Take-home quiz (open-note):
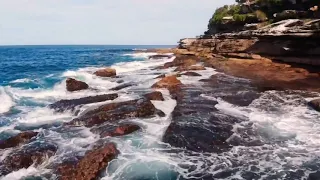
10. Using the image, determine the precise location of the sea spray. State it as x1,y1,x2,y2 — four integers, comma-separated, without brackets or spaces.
0,87,15,114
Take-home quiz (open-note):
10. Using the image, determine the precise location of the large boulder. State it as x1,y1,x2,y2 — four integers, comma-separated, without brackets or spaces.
57,143,119,180
152,76,182,99
309,98,320,112
66,78,89,92
49,94,118,112
67,99,161,127
143,91,164,101
0,131,38,149
151,76,182,89
94,68,116,77
0,144,57,176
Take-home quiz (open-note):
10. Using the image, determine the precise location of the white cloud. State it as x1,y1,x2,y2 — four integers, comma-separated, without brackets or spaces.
0,0,234,45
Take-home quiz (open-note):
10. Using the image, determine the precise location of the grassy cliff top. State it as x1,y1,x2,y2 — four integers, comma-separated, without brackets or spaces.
205,0,319,35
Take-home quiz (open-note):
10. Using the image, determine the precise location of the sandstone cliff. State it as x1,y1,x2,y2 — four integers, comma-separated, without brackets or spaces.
179,19,320,66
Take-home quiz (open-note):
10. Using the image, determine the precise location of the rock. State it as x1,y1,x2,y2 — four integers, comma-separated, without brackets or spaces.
67,99,159,127
66,78,89,92
148,54,173,59
154,74,166,79
160,55,198,69
110,83,133,91
49,94,118,112
174,65,206,72
308,98,320,112
181,72,202,77
151,76,182,89
100,124,141,138
0,144,57,176
308,171,320,180
143,91,164,101
219,53,262,60
94,68,116,77
152,76,183,99
0,131,38,149
57,143,119,180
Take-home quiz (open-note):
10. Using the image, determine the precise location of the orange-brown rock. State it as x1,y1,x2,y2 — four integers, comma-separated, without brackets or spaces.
57,143,119,180
66,78,89,92
174,65,206,72
143,91,164,101
152,76,182,89
100,124,141,138
94,68,116,77
160,55,199,69
0,131,38,149
203,57,320,92
67,99,160,127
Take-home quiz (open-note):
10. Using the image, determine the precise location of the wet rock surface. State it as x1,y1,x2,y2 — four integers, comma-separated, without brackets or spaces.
148,54,173,59
66,78,89,92
181,72,202,77
143,91,164,101
110,83,134,91
174,65,206,72
309,98,320,112
159,55,199,69
93,124,141,138
152,76,182,89
57,143,119,180
94,68,116,77
0,131,38,149
49,94,118,112
67,99,160,127
0,144,57,176
163,74,260,153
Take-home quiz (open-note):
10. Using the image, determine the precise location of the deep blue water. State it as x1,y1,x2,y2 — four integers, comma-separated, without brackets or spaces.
0,45,173,88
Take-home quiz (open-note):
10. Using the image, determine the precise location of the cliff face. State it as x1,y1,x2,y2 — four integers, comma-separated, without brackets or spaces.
180,19,320,66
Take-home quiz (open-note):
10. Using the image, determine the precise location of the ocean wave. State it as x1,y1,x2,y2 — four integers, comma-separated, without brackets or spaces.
10,78,33,83
0,87,15,114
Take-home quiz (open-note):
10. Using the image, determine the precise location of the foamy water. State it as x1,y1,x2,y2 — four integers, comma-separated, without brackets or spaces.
0,87,15,114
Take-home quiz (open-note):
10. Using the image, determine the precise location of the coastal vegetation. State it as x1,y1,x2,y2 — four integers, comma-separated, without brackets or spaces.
205,0,320,35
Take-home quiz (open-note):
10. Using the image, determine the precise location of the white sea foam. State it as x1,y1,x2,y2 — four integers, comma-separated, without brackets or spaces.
0,87,15,114
16,107,73,127
1,167,40,180
10,78,33,83
111,56,175,74
123,52,158,59
178,66,218,84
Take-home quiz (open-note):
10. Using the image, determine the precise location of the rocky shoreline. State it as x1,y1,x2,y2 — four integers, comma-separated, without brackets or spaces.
1,33,320,179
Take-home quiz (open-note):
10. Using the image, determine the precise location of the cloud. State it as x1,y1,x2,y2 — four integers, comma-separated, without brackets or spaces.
0,0,234,45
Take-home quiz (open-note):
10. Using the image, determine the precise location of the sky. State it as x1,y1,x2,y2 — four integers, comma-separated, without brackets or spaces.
0,0,234,45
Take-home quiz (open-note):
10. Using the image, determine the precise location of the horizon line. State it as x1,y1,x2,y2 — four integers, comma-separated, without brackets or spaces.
0,44,177,47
